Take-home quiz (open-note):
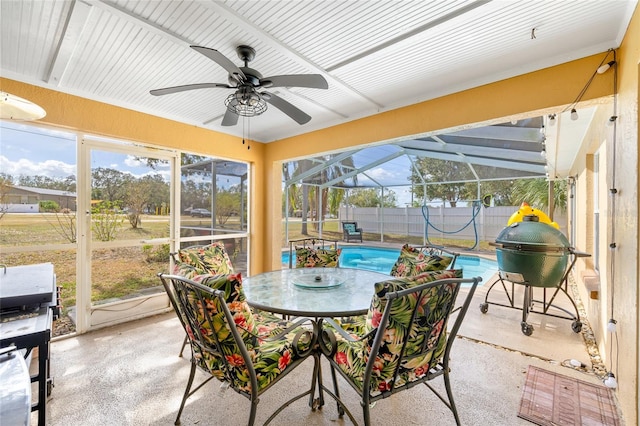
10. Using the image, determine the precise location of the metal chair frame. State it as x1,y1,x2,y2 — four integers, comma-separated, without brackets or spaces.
288,238,339,269
409,244,461,269
170,242,235,357
319,276,481,426
159,273,318,426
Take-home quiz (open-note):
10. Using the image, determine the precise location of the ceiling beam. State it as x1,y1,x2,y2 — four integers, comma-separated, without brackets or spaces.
320,151,404,188
46,0,93,85
326,0,492,72
400,139,545,163
402,148,546,174
201,0,382,109
444,126,544,143
284,150,360,185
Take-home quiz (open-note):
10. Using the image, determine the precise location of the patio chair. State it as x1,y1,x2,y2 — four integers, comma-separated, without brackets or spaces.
390,243,460,277
170,241,235,356
288,238,340,268
171,241,235,278
319,269,481,426
159,272,317,426
341,221,363,243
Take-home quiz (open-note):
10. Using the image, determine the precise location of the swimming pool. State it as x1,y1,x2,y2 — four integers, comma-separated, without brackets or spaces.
282,246,498,283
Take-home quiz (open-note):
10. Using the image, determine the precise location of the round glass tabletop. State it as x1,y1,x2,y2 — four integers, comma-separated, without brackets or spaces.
242,267,391,317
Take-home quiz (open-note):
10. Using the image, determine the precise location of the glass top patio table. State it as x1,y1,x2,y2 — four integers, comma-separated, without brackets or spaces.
242,267,391,317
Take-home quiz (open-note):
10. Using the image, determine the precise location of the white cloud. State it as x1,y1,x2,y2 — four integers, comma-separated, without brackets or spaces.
367,167,399,180
0,155,76,178
124,155,143,167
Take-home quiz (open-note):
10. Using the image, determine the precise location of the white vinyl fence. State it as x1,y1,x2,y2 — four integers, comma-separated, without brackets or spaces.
339,205,567,244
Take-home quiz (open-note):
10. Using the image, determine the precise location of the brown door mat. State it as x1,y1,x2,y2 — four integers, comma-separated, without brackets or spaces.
518,365,620,426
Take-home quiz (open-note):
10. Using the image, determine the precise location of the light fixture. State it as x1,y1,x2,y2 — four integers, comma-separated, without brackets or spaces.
547,114,556,125
604,372,618,389
607,318,617,333
224,86,267,117
570,108,578,120
608,115,618,126
0,91,46,120
597,60,616,74
562,49,616,122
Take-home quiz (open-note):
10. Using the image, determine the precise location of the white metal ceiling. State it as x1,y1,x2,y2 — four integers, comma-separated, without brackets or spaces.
1,0,636,184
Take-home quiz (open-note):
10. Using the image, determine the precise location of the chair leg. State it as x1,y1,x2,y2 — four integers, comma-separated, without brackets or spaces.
329,365,344,416
247,400,258,426
175,361,197,425
362,400,372,426
443,369,462,426
310,352,323,409
179,334,188,357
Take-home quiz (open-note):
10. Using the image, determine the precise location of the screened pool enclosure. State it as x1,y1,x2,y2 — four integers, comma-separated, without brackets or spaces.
282,117,560,246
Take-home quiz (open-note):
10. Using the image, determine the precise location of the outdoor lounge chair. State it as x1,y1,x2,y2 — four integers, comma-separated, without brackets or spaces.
341,221,363,243
390,244,460,277
288,238,340,268
319,269,481,426
159,273,317,426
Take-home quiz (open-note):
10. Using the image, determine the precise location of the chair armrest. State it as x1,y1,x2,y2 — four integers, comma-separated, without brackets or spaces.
321,317,375,342
238,316,315,341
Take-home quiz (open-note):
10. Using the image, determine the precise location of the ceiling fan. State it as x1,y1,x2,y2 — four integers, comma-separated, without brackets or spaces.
150,45,328,126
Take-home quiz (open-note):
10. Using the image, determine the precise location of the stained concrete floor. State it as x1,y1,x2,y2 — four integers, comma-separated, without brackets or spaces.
39,272,623,425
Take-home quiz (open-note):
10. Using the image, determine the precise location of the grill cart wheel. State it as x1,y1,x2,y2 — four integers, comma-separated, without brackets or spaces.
521,322,534,336
571,320,582,333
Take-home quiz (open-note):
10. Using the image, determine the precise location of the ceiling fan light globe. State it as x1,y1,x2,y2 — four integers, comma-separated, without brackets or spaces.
224,92,267,117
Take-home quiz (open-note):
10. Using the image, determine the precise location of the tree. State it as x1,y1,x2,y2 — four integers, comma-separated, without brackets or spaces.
0,174,13,219
16,174,75,191
478,180,516,206
284,156,357,234
327,188,346,217
348,188,397,207
215,190,240,225
92,167,132,202
409,157,476,207
511,178,567,211
123,175,169,228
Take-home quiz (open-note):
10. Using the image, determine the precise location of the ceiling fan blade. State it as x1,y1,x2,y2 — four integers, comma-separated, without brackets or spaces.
150,83,231,96
190,46,246,82
221,108,239,126
260,74,328,89
262,92,311,125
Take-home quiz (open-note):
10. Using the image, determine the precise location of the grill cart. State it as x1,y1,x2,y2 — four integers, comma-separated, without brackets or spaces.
479,215,590,336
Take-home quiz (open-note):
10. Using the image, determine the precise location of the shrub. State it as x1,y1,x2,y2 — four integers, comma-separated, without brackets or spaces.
142,244,170,263
39,200,60,212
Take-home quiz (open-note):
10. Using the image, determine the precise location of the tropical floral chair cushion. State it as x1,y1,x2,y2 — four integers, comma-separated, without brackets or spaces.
390,244,454,277
183,273,312,394
323,268,462,396
175,241,235,275
172,262,202,280
295,247,342,268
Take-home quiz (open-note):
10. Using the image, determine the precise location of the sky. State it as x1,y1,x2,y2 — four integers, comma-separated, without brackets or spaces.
0,121,170,181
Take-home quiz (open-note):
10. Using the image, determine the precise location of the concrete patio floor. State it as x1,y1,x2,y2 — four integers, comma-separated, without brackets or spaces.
40,272,624,425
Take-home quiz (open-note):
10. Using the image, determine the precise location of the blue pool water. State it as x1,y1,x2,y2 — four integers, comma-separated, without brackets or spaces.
282,246,497,283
